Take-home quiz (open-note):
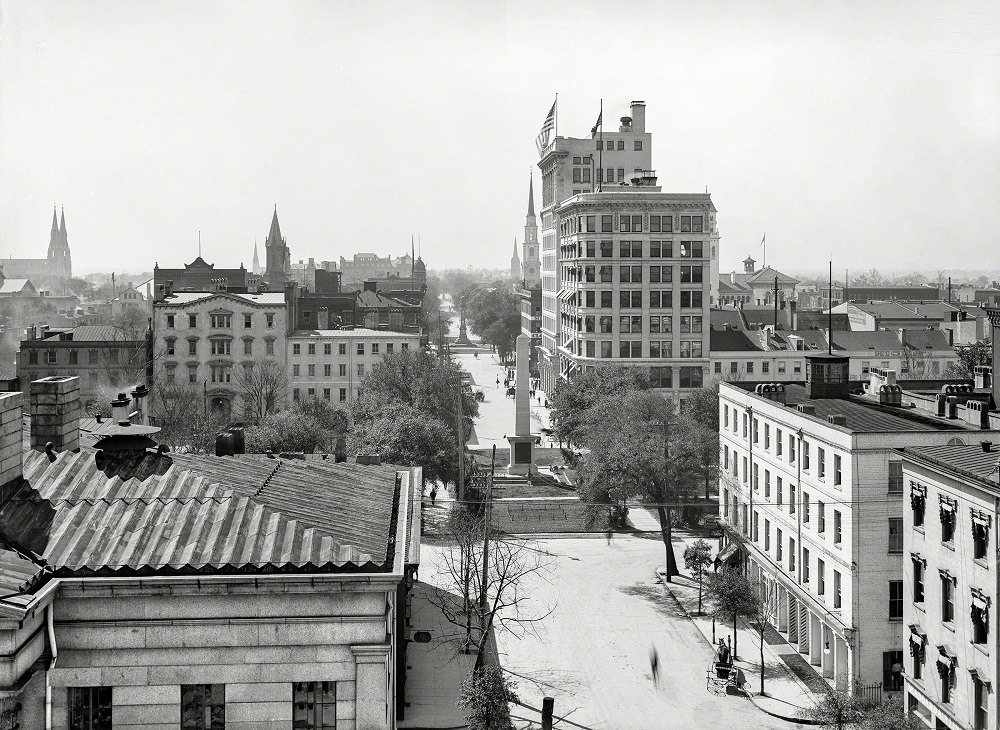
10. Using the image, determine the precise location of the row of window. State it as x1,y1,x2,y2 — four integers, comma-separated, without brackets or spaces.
723,407,846,487
571,264,703,284
563,240,706,258
571,290,705,309
294,386,351,403
580,315,702,334
560,214,705,236
27,349,124,365
294,363,363,378
584,340,704,359
584,137,644,152
713,360,803,376
67,681,337,729
165,312,277,329
165,339,277,357
291,341,408,357
911,487,991,559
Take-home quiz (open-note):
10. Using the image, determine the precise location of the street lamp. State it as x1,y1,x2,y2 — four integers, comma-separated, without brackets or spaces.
651,418,678,582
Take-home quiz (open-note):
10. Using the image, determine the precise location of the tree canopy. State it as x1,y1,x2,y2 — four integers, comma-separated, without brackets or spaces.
351,349,479,484
465,287,521,361
943,339,991,379
244,409,332,453
348,403,453,483
549,366,651,447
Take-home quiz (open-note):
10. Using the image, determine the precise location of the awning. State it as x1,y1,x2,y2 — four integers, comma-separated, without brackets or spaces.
909,623,927,640
969,669,993,692
716,541,742,564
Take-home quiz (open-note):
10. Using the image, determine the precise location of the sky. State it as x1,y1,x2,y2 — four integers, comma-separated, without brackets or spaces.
1,0,999,277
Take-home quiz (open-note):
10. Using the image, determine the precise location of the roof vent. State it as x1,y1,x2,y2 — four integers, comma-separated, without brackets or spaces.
828,414,847,426
796,404,816,415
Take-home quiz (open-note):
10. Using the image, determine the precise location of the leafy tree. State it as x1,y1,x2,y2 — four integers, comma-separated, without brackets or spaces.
352,349,478,486
349,403,453,483
292,397,348,434
234,359,288,420
465,287,521,361
576,389,691,579
707,570,758,661
807,689,863,730
943,339,991,379
683,539,713,615
457,665,518,730
852,268,885,287
244,410,330,453
549,365,650,447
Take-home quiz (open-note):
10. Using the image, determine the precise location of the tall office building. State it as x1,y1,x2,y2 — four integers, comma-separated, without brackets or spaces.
536,100,720,403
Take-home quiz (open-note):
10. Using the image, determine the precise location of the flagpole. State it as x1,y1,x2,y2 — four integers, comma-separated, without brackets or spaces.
598,98,603,192
554,93,558,139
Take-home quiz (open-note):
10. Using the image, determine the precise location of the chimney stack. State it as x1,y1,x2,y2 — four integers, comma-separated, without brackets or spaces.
630,100,646,133
0,392,23,503
29,376,80,454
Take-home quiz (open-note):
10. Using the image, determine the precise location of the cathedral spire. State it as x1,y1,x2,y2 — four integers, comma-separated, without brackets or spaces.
59,206,67,243
252,240,261,274
50,207,59,238
266,207,282,247
527,171,535,219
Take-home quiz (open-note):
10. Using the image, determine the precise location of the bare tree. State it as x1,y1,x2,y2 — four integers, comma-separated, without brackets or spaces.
147,380,227,453
427,509,553,668
233,359,287,420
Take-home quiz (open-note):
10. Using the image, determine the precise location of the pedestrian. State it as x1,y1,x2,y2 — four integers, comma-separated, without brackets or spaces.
544,399,549,408
717,639,731,666
649,645,660,687
496,376,500,387
605,528,613,546
430,486,438,506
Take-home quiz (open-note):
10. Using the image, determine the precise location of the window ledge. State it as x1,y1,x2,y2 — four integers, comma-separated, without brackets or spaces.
942,621,955,632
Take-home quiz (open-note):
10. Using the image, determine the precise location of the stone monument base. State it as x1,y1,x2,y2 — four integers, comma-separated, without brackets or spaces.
506,435,539,476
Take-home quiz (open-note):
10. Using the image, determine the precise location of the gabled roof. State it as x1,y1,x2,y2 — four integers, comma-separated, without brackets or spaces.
0,279,34,294
70,325,130,342
830,330,904,352
157,291,286,306
845,301,934,320
744,266,800,286
710,308,745,330
902,328,953,351
738,305,792,331
902,445,1000,491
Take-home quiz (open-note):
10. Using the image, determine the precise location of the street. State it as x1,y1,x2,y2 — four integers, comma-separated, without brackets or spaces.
422,535,792,730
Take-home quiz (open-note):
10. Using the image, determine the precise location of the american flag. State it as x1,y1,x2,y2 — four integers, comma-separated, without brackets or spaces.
535,99,556,155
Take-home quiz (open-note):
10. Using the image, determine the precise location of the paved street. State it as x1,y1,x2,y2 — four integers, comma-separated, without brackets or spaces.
422,535,796,730
455,351,554,450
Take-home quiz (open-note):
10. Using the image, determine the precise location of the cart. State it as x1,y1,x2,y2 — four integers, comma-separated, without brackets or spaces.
706,661,753,698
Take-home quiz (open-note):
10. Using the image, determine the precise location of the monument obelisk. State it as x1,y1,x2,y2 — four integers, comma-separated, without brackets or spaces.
506,333,538,475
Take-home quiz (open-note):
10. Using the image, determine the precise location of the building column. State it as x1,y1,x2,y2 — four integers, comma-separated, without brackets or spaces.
820,624,834,678
809,613,822,666
351,644,392,730
777,587,788,633
834,636,849,691
788,597,798,644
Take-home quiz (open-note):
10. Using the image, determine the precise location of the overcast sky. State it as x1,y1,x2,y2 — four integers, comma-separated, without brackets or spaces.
1,1,998,277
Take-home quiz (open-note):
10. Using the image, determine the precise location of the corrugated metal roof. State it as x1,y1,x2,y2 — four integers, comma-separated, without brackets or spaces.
70,325,129,342
0,448,402,593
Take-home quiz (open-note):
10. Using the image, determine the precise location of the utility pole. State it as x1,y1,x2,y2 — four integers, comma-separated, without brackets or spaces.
477,445,496,662
456,375,465,502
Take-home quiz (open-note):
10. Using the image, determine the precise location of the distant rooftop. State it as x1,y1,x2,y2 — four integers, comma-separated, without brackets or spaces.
157,291,286,306
290,328,421,339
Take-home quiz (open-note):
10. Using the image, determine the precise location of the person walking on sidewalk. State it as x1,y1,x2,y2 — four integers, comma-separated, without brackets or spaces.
649,645,660,687
430,486,438,506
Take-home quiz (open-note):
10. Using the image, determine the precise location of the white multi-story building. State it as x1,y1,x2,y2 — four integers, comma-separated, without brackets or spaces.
900,440,1000,730
535,99,721,398
153,289,287,418
555,186,716,403
286,328,421,406
718,357,1000,693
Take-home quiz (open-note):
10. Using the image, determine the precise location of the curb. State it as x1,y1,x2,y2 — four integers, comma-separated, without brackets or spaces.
655,570,822,725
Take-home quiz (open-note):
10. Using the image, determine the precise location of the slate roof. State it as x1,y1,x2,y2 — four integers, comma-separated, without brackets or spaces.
710,330,763,352
744,266,800,286
902,445,1000,491
847,301,935,321
732,383,970,434
0,447,404,595
710,308,745,330
69,325,129,342
0,279,33,294
902,329,953,351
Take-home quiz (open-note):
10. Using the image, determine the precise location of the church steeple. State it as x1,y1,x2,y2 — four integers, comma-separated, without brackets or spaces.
521,174,540,287
59,206,67,241
510,237,521,282
252,241,262,275
50,207,59,239
47,206,72,279
527,171,535,219
263,207,290,289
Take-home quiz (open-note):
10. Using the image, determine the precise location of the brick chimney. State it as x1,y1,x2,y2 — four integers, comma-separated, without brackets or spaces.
29,376,80,454
0,392,23,503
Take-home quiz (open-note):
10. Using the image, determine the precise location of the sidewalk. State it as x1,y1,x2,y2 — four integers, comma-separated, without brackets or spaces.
656,551,827,724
